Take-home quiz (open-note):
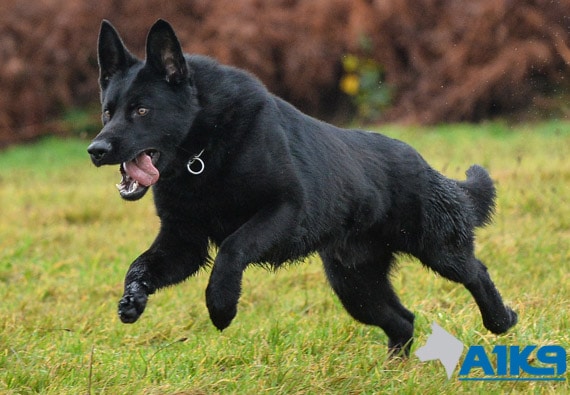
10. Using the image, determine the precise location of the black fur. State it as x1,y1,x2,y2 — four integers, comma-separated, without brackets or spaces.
88,20,517,356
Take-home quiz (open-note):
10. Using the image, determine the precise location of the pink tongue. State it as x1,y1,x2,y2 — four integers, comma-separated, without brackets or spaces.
124,153,159,187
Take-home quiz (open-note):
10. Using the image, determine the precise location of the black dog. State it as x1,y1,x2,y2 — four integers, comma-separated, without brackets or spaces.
88,20,517,355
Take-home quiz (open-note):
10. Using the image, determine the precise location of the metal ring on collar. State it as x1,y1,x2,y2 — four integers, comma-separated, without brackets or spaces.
187,157,205,175
187,149,205,175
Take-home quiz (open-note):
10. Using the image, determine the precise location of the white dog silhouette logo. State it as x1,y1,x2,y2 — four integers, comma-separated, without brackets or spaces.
415,322,465,379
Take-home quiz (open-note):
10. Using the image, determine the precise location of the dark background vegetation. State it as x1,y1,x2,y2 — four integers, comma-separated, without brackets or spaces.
1,0,569,147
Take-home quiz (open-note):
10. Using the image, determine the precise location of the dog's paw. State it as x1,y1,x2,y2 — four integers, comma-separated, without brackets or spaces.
118,292,148,323
485,306,518,334
388,337,413,358
205,286,238,331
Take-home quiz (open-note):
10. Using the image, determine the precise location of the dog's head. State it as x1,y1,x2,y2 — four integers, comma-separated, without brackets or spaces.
88,20,199,200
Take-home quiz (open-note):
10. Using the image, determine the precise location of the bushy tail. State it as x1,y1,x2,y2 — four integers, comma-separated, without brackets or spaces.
459,165,496,227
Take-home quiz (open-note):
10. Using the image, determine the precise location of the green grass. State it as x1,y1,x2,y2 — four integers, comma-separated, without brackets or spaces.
1,121,569,394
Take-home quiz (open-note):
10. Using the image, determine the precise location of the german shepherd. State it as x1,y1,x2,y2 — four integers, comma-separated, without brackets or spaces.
88,20,517,356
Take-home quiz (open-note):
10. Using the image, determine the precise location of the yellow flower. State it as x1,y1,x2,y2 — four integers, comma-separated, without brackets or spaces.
340,74,360,96
342,54,360,72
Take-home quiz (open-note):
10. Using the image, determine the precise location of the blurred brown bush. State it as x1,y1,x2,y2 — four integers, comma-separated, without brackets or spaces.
1,0,569,146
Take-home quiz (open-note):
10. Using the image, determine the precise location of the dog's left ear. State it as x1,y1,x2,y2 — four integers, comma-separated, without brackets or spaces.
146,19,188,84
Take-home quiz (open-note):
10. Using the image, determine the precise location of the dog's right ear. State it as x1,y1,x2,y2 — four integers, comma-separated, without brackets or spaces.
98,20,138,89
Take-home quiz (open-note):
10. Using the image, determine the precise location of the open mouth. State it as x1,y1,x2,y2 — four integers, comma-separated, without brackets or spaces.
117,150,160,200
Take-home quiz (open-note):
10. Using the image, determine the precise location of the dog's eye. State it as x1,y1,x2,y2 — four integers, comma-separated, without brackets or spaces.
136,107,149,116
103,110,111,120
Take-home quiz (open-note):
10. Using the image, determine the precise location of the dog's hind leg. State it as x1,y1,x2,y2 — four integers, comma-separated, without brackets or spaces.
464,258,518,334
320,248,415,356
419,250,517,334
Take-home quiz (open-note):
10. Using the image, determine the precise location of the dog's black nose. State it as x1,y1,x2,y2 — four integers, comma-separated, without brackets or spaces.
87,140,112,162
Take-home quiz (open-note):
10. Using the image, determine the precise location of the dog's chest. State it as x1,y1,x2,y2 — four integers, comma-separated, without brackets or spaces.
154,181,257,233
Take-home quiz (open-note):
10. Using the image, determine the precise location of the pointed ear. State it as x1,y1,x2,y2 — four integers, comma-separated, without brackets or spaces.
98,20,138,89
145,19,188,84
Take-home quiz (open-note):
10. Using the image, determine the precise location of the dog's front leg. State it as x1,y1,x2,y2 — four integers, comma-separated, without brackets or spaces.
119,222,209,323
206,202,300,330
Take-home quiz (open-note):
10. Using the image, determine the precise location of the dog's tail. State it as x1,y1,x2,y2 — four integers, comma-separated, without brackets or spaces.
459,165,496,227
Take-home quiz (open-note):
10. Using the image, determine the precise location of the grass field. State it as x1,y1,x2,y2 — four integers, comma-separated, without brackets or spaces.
0,121,569,394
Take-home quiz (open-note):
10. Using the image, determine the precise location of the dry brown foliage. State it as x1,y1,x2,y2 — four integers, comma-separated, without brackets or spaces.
1,0,569,146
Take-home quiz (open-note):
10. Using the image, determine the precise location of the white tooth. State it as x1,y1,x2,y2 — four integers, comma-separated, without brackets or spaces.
130,181,139,193
116,183,122,191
